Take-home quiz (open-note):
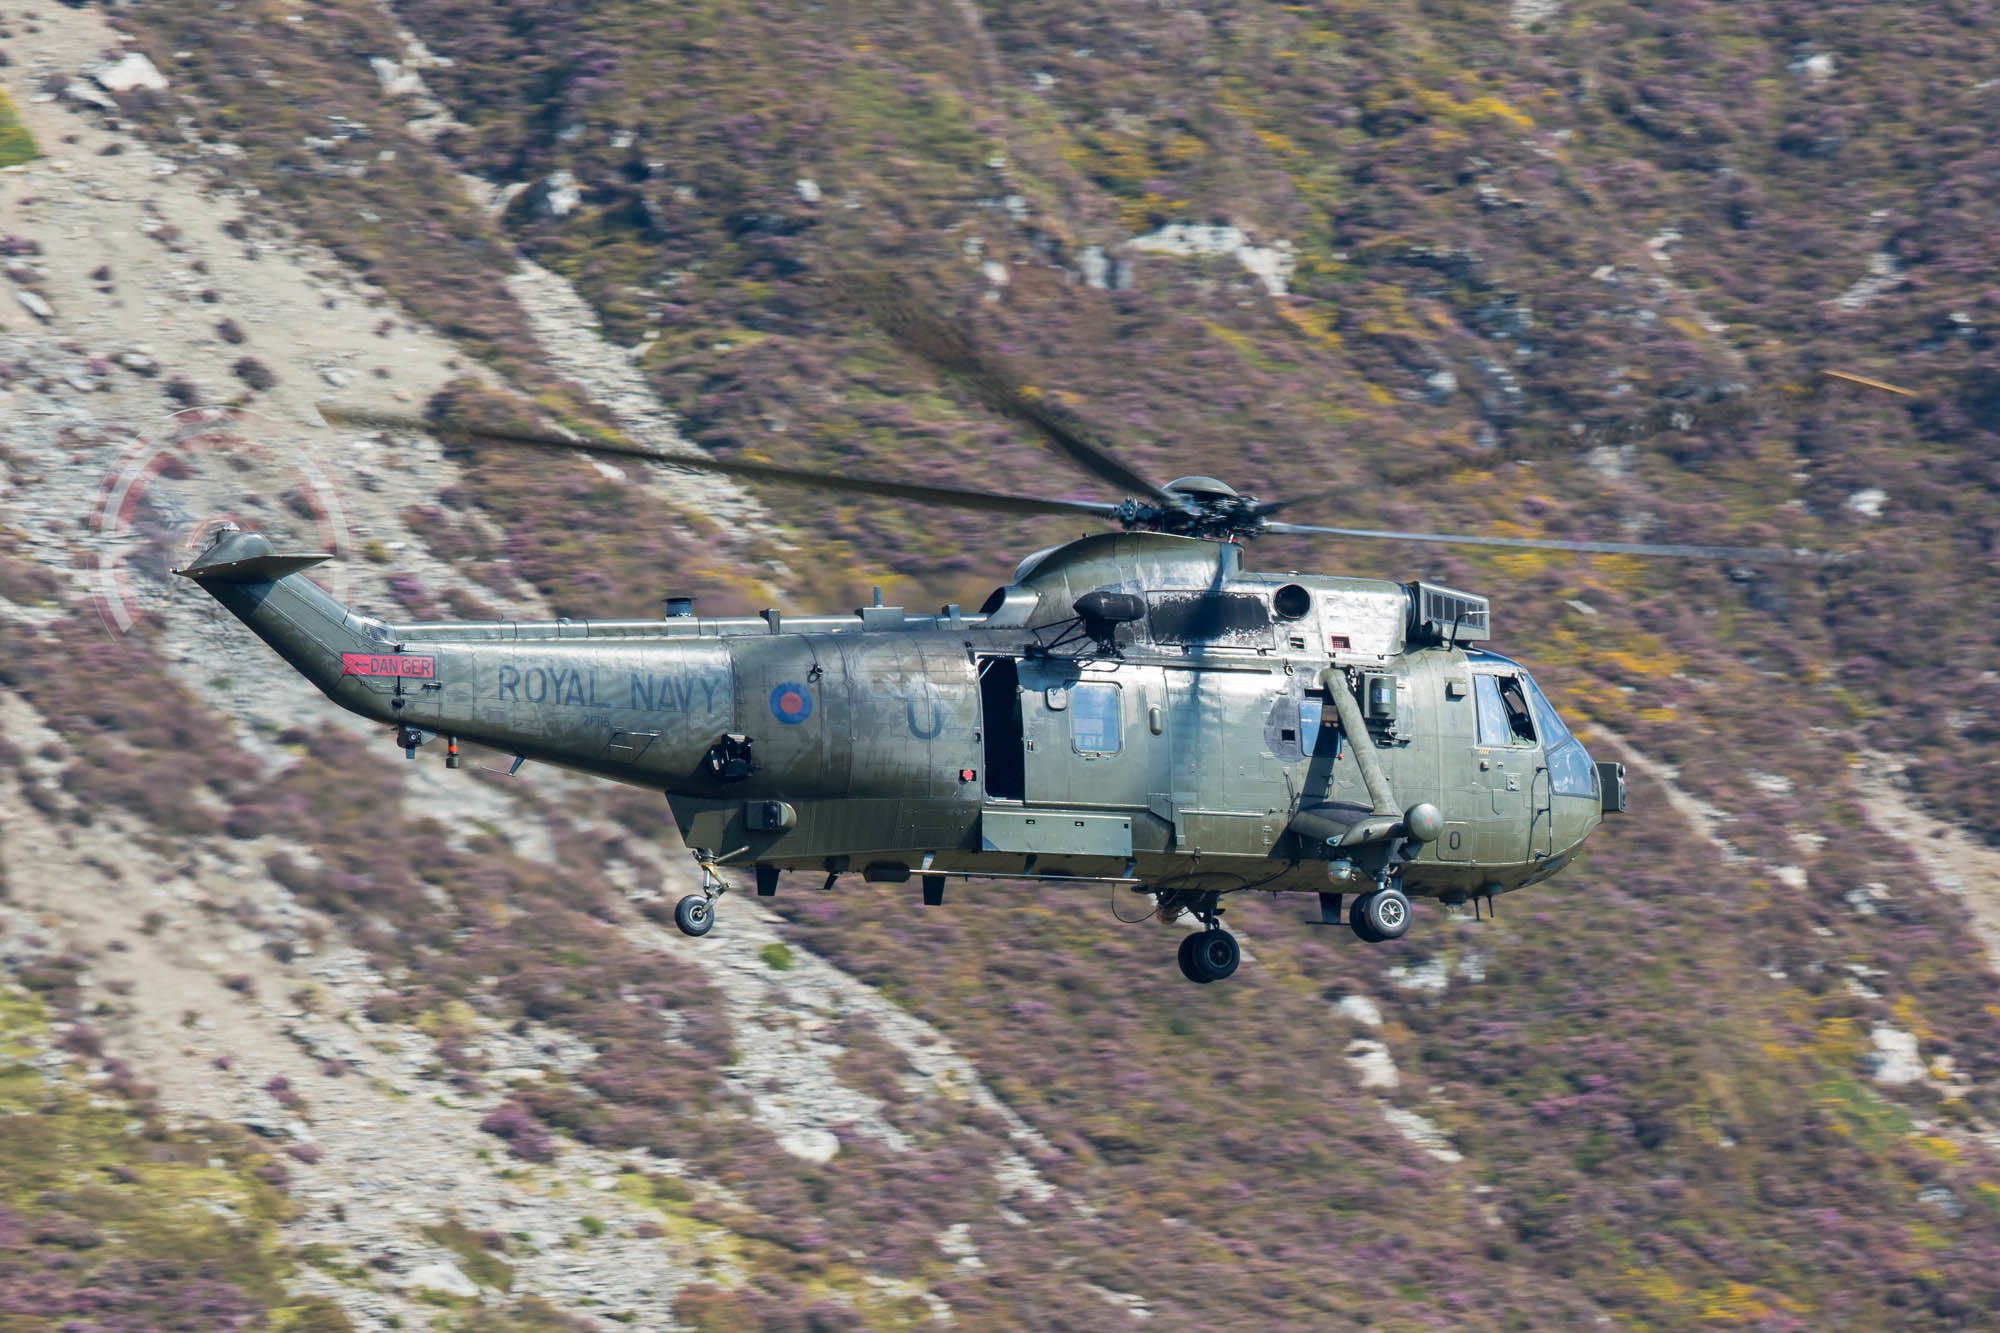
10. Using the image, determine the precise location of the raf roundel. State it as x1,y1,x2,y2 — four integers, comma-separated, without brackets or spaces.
769,681,814,725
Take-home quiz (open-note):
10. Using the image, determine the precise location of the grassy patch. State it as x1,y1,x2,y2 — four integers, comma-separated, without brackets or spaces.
422,1213,517,1291
0,89,36,167
0,986,319,1328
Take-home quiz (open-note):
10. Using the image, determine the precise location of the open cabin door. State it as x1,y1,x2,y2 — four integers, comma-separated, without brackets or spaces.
977,656,1024,801
1469,669,1544,864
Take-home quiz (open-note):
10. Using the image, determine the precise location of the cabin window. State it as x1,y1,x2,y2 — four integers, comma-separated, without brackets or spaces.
1299,696,1341,757
1473,673,1537,748
1070,682,1122,755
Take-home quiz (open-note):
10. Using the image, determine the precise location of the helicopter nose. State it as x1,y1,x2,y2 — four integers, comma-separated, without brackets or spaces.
1543,736,1619,859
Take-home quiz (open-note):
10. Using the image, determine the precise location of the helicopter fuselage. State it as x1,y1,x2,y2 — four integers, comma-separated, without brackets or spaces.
186,528,1622,914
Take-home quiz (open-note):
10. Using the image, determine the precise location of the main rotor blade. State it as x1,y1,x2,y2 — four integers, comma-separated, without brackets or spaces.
1251,484,1348,518
317,404,1123,521
1262,520,1803,562
833,271,1186,510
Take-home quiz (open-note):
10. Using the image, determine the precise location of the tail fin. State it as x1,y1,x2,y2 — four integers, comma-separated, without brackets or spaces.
174,541,333,584
176,529,402,725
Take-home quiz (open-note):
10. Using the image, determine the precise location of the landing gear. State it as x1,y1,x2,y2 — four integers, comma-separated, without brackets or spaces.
1174,894,1240,983
1179,929,1240,983
673,895,714,937
1349,885,1411,942
676,855,729,937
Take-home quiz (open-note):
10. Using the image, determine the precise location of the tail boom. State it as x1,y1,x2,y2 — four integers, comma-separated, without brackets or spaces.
178,529,405,726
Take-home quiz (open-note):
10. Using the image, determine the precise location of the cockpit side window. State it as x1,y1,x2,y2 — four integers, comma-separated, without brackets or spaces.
1521,674,1573,749
1498,676,1537,744
1473,675,1510,748
1474,673,1538,748
1520,673,1598,798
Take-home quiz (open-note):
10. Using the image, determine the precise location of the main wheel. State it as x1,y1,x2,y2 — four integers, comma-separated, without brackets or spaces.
1349,894,1384,943
673,894,715,938
1177,931,1210,984
1359,886,1411,941
1190,929,1240,982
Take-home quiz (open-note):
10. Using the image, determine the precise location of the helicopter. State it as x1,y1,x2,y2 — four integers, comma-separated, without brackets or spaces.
177,347,1808,985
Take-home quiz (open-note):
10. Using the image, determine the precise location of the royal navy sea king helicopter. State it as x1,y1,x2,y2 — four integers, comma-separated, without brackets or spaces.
175,283,1811,984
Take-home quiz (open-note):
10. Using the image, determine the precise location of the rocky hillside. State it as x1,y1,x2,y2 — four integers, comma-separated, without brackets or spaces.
4,1,2000,1329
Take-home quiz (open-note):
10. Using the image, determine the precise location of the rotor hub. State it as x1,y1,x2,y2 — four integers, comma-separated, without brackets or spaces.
1113,485,1270,540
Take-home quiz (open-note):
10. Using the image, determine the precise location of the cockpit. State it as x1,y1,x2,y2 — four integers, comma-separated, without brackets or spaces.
1468,652,1600,802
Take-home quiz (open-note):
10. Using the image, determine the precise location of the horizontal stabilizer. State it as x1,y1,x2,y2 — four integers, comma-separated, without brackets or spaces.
173,530,332,583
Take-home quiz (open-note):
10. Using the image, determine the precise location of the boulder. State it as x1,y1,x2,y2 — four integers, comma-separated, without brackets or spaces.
370,56,427,98
64,81,118,112
1866,1025,1924,1085
536,169,580,218
775,1127,840,1162
94,53,169,94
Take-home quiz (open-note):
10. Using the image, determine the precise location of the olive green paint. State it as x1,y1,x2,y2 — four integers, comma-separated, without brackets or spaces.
182,528,1615,911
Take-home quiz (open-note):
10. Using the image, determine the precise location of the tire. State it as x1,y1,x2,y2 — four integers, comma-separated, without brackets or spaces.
1192,930,1240,982
1178,931,1211,983
673,894,715,938
1362,887,1411,941
1349,894,1383,943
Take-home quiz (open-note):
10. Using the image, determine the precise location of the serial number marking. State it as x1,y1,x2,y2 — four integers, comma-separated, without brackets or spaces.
342,653,435,679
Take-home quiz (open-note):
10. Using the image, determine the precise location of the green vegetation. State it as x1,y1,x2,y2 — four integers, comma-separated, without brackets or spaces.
422,1213,517,1291
0,986,347,1330
0,89,36,167
452,1297,599,1332
758,943,794,972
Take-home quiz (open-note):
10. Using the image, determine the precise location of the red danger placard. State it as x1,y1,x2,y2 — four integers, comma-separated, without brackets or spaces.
341,653,436,679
